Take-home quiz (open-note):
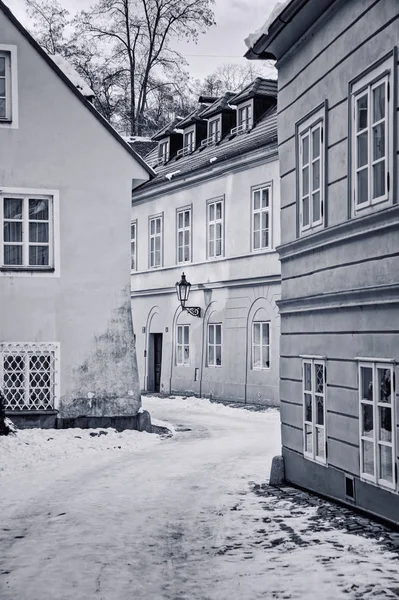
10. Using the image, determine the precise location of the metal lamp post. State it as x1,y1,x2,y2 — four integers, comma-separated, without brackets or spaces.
175,273,201,317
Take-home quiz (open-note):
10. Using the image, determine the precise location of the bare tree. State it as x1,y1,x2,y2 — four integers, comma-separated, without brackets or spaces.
199,61,277,96
76,0,215,135
26,0,70,56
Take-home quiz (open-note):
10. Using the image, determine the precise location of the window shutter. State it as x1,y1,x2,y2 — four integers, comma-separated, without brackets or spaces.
387,81,390,103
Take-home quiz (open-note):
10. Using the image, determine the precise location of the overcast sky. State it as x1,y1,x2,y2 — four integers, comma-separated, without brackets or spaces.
4,0,277,79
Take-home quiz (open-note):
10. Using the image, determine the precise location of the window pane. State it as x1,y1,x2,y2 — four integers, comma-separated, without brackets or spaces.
312,128,320,159
0,98,5,118
316,396,324,425
184,327,189,344
155,250,161,266
184,346,189,363
216,202,222,220
315,363,324,393
184,246,189,261
131,245,135,269
379,406,392,442
253,231,260,249
302,166,309,195
373,83,385,122
373,161,385,199
177,346,182,364
29,199,48,221
357,168,368,205
209,325,214,345
156,219,161,234
155,236,161,251
216,345,221,366
209,204,215,221
302,135,309,164
131,224,136,240
178,247,183,263
316,427,325,458
253,212,260,231
253,191,260,210
150,220,155,234
304,423,313,454
215,325,221,344
262,189,269,208
362,403,374,437
0,79,5,96
4,198,23,220
0,57,5,76
4,221,22,242
209,345,214,365
178,231,183,247
261,230,269,248
177,326,182,343
178,212,183,228
302,196,309,227
209,240,214,257
360,366,373,400
253,345,261,369
379,445,393,482
357,132,368,168
262,211,269,232
304,363,312,391
216,223,222,241
362,440,374,476
184,211,190,227
184,230,189,246
261,346,270,369
216,239,222,256
261,323,269,345
357,94,368,131
304,393,312,422
312,192,320,222
253,323,260,344
29,222,49,243
4,245,22,265
378,368,391,404
373,123,385,160
312,159,320,191
29,246,49,266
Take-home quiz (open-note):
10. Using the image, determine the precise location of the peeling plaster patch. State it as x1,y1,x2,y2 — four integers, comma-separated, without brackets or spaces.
60,287,141,418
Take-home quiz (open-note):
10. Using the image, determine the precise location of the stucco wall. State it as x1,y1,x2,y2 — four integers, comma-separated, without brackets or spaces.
0,11,149,416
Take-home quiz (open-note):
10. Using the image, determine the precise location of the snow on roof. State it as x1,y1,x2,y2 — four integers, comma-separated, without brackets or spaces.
244,0,292,49
50,54,95,98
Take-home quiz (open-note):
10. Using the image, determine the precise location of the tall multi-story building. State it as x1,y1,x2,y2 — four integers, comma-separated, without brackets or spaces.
131,79,281,405
246,0,399,523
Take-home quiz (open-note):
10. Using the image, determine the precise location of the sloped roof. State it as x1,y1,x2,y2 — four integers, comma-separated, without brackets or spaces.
0,0,154,176
152,116,184,141
50,54,94,98
140,105,278,193
199,92,236,119
229,77,277,105
178,104,208,128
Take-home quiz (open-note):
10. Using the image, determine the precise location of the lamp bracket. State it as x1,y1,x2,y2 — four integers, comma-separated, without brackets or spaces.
185,306,201,318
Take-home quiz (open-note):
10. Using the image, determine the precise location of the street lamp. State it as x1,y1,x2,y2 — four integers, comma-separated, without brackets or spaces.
175,272,201,317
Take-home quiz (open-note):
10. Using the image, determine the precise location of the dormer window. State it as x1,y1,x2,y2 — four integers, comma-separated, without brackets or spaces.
184,130,195,153
209,118,221,143
158,140,169,164
238,103,252,130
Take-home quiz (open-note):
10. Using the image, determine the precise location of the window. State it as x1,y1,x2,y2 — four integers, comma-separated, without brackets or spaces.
252,185,271,251
1,193,53,269
158,140,169,164
208,324,222,367
149,215,163,268
303,358,326,463
252,322,270,369
351,57,393,214
131,221,137,270
238,104,252,130
209,118,221,143
359,361,395,489
207,199,223,259
298,108,324,234
184,130,195,153
176,325,190,366
177,207,191,264
0,46,17,128
0,342,59,411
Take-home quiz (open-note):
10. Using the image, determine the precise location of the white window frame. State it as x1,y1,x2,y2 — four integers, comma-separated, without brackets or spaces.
176,206,191,264
252,322,270,370
183,127,195,153
351,56,394,216
176,324,190,366
0,188,59,277
252,184,272,252
302,358,327,464
0,45,18,129
297,107,324,235
131,220,137,271
238,100,253,130
158,140,169,164
0,342,60,411
207,198,224,259
208,117,221,143
358,360,396,490
149,214,163,269
207,323,222,367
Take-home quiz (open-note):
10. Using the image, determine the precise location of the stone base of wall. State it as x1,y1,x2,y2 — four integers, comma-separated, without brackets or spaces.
6,410,152,433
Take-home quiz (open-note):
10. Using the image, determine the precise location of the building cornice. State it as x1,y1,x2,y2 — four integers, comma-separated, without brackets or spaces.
277,283,399,314
132,144,278,204
277,204,399,261
131,274,281,298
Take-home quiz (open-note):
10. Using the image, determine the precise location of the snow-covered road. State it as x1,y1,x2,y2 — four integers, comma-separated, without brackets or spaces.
1,396,399,600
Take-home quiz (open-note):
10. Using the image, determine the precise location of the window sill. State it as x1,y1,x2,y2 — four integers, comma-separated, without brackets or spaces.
353,198,391,218
0,267,55,273
303,454,328,467
252,367,271,371
207,365,222,368
360,475,397,493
